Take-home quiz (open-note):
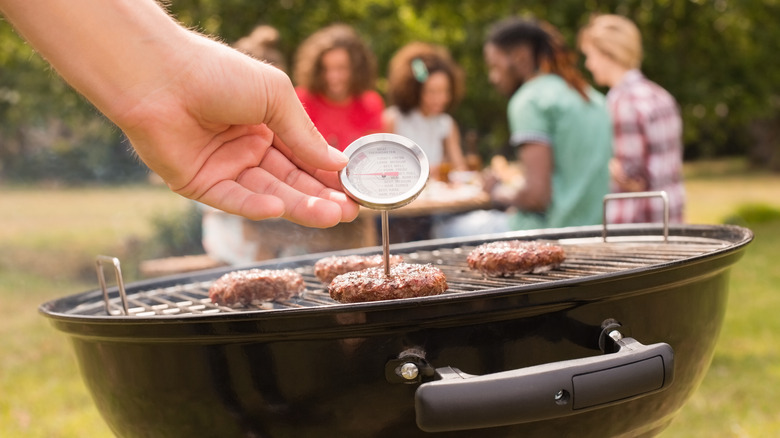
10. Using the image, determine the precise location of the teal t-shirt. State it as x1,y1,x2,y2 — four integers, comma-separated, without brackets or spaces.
506,74,612,230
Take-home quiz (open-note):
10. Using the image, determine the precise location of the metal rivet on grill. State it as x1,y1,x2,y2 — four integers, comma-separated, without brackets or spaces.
399,362,419,380
554,389,570,405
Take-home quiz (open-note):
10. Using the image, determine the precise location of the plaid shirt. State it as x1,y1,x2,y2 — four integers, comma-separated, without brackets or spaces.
607,70,685,224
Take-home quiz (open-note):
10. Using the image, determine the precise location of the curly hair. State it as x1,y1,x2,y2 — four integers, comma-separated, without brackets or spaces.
487,18,590,102
293,24,377,96
386,42,465,114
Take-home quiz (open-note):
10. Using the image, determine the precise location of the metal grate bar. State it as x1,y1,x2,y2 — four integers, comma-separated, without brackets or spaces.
83,239,729,317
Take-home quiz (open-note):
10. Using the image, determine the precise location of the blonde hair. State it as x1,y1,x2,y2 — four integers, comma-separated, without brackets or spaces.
579,14,643,70
234,25,287,72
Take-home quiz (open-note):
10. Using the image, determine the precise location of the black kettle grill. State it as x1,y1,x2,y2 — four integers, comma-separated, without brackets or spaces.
39,220,752,437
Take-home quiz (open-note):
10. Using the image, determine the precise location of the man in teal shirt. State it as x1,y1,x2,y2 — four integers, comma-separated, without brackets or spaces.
484,18,612,230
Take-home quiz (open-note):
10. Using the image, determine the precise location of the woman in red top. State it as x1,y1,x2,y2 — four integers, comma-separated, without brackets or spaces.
293,24,384,151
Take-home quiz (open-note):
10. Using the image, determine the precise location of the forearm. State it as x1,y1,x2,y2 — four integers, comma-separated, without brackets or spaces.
0,0,194,125
490,180,548,212
488,142,550,211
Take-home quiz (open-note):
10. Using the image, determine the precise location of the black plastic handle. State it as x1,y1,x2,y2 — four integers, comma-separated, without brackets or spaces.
415,336,674,432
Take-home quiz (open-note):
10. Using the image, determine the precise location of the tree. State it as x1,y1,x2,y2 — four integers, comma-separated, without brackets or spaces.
0,17,146,183
1,0,778,182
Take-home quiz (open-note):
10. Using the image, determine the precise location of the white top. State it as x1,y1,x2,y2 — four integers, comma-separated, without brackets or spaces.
385,107,452,167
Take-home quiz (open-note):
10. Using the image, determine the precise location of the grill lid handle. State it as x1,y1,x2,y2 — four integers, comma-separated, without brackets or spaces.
415,332,674,433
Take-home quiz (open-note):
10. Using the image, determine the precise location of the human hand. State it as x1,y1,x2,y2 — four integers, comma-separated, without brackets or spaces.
0,0,359,228
481,169,514,207
119,41,359,227
609,159,647,193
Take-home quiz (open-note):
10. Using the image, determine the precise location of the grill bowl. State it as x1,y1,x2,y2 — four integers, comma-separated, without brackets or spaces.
40,224,752,437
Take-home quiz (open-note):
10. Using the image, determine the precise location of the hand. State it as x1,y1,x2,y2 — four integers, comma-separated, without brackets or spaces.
120,43,359,227
609,159,647,193
481,169,513,207
0,0,359,228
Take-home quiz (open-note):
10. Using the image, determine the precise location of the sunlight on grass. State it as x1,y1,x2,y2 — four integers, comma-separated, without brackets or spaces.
661,219,780,437
0,185,189,244
1,272,113,437
684,159,780,225
1,185,186,437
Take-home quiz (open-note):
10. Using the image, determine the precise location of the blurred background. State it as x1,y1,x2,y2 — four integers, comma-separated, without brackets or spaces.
1,1,779,436
3,0,780,184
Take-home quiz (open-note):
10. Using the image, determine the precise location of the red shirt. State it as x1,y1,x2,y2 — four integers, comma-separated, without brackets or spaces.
296,87,384,151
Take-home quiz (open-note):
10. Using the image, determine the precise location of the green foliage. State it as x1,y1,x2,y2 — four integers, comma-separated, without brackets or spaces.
1,0,779,182
165,0,780,162
146,203,205,257
0,18,147,183
724,203,780,226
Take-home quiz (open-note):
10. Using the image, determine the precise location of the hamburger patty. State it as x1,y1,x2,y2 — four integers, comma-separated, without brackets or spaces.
328,263,448,303
209,268,304,306
314,254,404,284
467,240,566,277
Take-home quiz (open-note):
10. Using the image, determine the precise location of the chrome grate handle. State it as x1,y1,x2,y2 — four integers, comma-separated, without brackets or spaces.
96,255,129,315
602,191,669,243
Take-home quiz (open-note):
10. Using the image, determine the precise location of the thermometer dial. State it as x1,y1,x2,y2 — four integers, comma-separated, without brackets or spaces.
340,133,429,210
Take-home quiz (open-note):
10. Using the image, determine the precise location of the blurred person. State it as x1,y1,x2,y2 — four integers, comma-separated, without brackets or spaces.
234,24,287,72
294,24,384,151
481,17,613,230
381,42,470,242
0,0,359,228
383,42,468,180
579,14,685,223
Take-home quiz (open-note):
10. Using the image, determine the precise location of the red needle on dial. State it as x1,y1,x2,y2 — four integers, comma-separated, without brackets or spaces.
352,172,400,177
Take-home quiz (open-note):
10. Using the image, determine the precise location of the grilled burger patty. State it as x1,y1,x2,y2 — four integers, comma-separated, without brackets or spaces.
314,254,404,284
209,269,304,306
467,240,566,277
328,263,448,303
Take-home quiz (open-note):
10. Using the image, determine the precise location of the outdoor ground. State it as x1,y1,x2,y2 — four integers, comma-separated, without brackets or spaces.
1,158,778,437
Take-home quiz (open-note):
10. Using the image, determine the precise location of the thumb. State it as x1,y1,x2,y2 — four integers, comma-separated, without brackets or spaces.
263,69,348,171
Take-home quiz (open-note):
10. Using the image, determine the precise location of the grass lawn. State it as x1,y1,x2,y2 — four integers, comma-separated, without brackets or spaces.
1,185,189,437
1,159,779,437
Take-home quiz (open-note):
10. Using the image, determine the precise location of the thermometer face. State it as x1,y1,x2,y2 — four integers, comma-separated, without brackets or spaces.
340,134,429,210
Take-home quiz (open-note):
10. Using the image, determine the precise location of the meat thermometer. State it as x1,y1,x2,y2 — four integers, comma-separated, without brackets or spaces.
340,133,429,275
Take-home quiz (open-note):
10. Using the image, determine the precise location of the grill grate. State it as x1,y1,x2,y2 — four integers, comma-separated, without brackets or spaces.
76,236,730,318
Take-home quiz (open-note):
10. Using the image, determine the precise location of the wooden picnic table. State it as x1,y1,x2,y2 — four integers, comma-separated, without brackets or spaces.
242,184,491,260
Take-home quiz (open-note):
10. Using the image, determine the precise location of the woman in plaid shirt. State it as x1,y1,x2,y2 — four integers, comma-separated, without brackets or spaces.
579,14,686,224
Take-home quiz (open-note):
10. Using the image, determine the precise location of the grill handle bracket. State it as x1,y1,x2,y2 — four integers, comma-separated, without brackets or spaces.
415,334,674,433
386,348,435,385
602,191,669,242
96,255,129,316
